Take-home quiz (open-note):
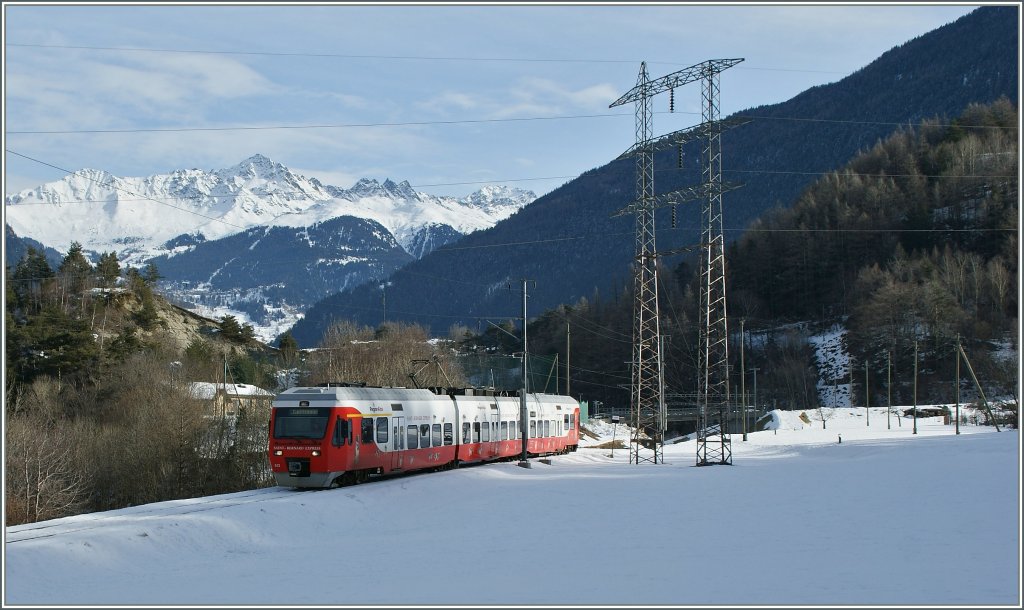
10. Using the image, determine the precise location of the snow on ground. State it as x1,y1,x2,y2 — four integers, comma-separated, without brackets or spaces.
4,411,1020,606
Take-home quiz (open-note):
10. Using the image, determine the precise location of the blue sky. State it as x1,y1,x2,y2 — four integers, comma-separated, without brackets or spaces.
3,3,981,199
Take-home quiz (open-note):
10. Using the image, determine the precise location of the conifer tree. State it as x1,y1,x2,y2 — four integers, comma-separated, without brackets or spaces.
96,252,121,288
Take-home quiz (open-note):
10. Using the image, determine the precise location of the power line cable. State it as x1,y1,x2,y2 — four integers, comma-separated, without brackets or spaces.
561,309,633,342
7,111,1013,136
4,42,850,74
5,113,632,135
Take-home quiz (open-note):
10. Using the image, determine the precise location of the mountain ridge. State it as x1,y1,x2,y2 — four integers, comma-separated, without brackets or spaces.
4,153,536,263
5,155,537,342
287,5,1018,346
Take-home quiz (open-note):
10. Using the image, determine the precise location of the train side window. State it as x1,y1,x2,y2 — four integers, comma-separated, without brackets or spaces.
361,418,374,443
472,422,481,443
462,423,470,444
564,414,570,430
407,425,418,450
431,423,442,447
481,421,490,442
332,417,347,447
546,420,551,437
419,424,430,448
443,423,453,446
529,421,536,437
376,417,388,444
512,420,518,440
500,421,508,440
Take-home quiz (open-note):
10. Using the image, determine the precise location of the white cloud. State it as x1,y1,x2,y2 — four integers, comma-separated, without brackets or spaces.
417,91,482,114
0,3,990,203
6,51,279,130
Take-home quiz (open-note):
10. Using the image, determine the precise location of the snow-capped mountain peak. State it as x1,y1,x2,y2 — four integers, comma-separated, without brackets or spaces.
215,153,287,182
4,156,537,341
6,155,534,263
459,184,536,212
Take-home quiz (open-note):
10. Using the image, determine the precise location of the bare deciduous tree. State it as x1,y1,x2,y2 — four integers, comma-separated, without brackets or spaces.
5,382,91,525
306,321,466,388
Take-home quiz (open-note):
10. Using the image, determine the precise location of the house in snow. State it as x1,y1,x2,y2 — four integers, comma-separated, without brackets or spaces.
188,382,275,418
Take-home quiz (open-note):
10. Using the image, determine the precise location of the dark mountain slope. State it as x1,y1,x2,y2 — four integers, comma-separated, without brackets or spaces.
290,6,1018,346
150,216,413,322
5,225,64,270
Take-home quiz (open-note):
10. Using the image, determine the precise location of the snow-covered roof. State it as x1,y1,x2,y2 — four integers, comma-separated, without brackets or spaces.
187,382,275,400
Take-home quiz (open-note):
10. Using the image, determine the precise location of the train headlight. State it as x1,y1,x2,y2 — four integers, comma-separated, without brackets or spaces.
312,450,321,456
274,450,283,456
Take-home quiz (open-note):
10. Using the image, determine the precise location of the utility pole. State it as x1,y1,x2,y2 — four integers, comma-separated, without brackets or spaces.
514,279,536,468
566,322,571,397
223,352,229,419
955,335,960,435
741,318,747,441
750,366,759,427
913,341,918,435
659,334,670,441
957,341,1001,432
887,350,892,430
849,357,855,409
379,281,391,326
865,360,869,427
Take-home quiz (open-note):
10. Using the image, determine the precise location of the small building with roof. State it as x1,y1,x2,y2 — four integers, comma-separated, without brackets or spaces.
188,382,275,418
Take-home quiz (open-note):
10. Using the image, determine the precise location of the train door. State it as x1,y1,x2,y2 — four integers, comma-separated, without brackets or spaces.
489,403,499,458
392,415,405,471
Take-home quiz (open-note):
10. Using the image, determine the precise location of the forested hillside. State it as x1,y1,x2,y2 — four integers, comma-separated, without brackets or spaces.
729,98,1017,403
4,246,283,524
729,98,1017,323
4,244,469,525
473,99,1018,415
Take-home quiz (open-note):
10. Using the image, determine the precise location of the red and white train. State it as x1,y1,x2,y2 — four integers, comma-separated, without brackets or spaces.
268,383,581,488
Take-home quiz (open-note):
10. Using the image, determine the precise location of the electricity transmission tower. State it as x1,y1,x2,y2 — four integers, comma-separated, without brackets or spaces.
610,58,744,466
610,62,663,464
694,59,743,466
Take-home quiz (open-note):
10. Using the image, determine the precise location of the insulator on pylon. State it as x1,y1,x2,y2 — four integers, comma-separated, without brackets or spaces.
669,88,674,113
677,144,683,169
672,204,677,228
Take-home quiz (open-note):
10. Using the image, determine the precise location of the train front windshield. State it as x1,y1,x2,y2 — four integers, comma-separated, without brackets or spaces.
273,407,332,439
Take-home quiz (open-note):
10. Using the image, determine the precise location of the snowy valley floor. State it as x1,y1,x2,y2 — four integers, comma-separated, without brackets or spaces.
4,408,1021,607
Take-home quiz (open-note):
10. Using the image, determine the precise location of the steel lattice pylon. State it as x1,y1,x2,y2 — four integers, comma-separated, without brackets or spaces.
695,61,738,466
610,58,744,466
625,62,663,464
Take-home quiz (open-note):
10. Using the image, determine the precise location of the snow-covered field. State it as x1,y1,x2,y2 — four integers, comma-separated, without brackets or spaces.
4,408,1020,606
